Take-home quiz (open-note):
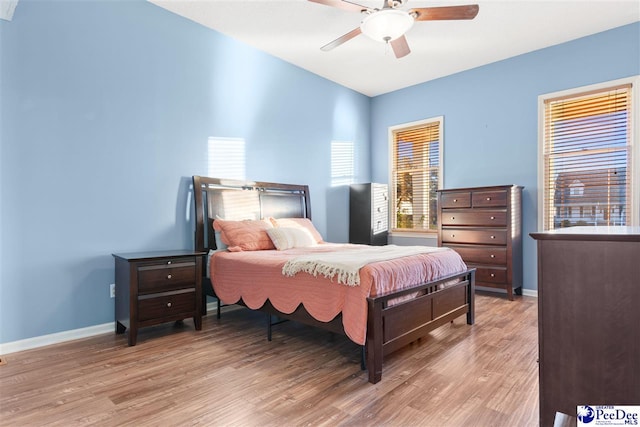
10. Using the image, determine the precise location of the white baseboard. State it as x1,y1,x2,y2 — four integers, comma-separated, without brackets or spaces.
0,322,114,355
521,288,538,298
0,302,220,356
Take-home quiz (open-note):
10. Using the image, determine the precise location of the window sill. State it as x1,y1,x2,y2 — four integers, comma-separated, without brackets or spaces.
389,231,438,246
389,231,438,242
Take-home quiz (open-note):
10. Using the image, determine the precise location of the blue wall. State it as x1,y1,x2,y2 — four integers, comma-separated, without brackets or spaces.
1,0,638,345
371,22,640,292
0,0,370,344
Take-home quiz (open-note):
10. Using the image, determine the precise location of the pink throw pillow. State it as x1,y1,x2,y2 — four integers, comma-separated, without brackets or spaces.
212,218,275,252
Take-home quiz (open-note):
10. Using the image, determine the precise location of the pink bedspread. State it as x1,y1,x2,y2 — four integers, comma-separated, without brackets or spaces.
209,243,467,345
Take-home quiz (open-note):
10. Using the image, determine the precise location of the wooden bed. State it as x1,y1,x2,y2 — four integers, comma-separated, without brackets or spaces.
192,175,475,383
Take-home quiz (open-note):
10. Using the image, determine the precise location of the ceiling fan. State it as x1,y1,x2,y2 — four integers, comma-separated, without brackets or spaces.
309,0,479,58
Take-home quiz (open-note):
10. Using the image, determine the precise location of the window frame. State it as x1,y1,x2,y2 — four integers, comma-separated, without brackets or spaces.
388,116,444,235
537,76,640,231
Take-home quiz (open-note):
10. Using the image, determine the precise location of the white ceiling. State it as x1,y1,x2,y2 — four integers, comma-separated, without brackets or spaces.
149,0,640,97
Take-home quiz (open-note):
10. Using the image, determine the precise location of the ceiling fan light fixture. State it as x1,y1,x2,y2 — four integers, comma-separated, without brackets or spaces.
360,10,414,43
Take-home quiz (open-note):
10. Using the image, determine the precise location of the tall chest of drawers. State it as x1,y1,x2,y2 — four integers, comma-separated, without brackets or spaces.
437,185,523,300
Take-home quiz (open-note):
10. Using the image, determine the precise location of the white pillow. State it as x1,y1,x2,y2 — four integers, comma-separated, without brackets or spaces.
214,230,228,250
206,249,216,278
267,227,318,251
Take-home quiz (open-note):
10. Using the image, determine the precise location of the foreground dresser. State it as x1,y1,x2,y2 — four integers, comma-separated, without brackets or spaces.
530,227,640,427
437,185,522,300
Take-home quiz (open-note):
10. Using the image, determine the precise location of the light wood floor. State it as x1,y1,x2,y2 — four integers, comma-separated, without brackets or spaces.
0,293,538,426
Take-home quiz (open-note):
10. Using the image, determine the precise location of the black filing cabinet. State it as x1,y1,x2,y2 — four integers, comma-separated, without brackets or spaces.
349,183,389,246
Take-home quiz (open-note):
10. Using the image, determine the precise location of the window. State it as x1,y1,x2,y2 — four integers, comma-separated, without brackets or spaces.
331,140,355,186
208,137,246,180
389,117,443,233
539,77,639,230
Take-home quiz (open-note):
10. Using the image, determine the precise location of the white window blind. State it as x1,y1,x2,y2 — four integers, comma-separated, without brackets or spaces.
390,117,443,232
331,140,355,186
541,84,633,230
208,137,246,180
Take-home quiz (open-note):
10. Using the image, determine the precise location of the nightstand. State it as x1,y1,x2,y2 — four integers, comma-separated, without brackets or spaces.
112,250,206,346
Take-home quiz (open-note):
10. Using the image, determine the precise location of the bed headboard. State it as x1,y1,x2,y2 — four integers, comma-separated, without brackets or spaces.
192,176,312,253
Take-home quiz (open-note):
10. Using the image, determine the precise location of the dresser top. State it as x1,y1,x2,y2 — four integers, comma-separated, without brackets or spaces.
436,184,523,192
531,226,640,242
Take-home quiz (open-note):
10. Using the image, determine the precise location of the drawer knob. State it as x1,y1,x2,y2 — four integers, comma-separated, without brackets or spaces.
167,302,172,307
167,274,172,279
486,197,491,201
453,199,457,202
490,273,495,278
451,216,455,220
451,234,455,238
490,254,495,258
167,261,172,265
490,235,495,239
490,216,495,220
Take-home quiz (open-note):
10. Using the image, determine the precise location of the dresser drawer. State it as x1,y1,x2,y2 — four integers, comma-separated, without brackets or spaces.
440,210,507,227
441,229,507,245
138,289,196,322
475,267,507,284
138,262,196,294
472,190,508,208
447,245,507,265
440,191,471,209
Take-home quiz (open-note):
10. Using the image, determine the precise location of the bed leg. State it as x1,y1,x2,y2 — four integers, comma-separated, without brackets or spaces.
217,298,222,320
366,342,382,384
360,346,366,371
467,270,476,325
366,300,383,384
267,314,272,341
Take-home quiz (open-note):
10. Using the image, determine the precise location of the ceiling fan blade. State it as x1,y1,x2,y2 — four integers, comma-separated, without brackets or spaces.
390,35,410,58
411,4,479,21
308,0,370,13
321,27,362,51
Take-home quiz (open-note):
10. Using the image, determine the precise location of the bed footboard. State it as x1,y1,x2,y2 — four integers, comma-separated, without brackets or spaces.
365,269,476,384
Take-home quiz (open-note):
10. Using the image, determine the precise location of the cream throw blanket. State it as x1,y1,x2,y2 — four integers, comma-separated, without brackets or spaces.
282,245,449,286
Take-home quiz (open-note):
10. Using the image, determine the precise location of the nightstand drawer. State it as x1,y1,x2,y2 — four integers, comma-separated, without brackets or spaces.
440,191,471,208
440,210,507,227
138,263,196,294
472,190,508,207
138,289,196,322
441,229,507,245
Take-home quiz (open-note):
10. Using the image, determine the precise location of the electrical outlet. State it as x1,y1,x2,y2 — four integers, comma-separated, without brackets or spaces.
110,283,116,298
